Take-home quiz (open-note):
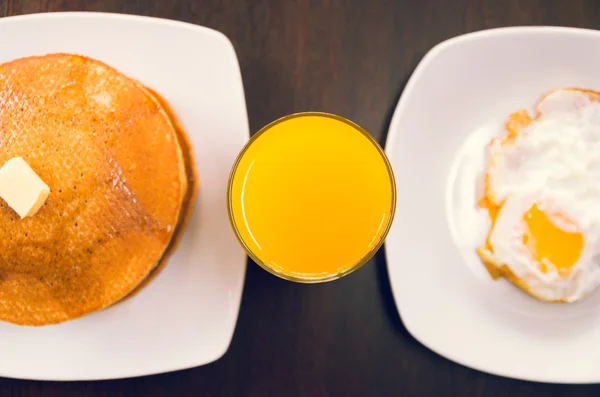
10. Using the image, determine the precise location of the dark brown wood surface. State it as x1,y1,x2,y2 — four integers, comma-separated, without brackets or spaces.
1,0,600,396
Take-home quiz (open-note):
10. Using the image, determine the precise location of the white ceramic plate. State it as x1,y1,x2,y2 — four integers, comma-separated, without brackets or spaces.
0,12,248,380
385,27,600,384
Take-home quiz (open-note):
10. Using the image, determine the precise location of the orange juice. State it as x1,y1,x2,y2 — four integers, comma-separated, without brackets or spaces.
228,113,395,282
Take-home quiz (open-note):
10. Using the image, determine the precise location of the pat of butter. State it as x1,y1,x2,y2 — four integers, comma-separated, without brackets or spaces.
0,157,50,218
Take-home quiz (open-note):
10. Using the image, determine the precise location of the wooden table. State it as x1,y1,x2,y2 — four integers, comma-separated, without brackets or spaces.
1,1,600,396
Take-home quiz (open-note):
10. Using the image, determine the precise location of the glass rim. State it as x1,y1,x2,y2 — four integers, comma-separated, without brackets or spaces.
226,111,397,283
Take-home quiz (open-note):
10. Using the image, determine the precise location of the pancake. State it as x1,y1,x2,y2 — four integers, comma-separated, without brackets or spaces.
122,87,199,300
0,53,193,325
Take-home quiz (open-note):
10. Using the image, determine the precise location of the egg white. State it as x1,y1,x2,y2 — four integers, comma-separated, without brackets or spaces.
484,89,600,302
487,196,600,302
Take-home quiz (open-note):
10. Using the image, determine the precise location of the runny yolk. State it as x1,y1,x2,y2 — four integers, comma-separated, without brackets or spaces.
522,204,584,274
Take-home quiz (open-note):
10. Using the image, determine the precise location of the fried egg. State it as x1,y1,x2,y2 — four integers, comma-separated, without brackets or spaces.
478,88,600,302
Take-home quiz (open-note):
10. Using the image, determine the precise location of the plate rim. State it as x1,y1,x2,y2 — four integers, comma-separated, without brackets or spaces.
384,25,600,384
0,11,249,381
0,11,230,41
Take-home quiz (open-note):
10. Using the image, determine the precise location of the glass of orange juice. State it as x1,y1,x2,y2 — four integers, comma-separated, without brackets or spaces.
227,112,396,282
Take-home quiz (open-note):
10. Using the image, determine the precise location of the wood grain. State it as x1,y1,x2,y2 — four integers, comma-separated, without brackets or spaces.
1,0,600,396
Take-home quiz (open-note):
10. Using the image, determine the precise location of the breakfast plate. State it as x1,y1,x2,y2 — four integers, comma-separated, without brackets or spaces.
0,12,248,380
385,26,600,383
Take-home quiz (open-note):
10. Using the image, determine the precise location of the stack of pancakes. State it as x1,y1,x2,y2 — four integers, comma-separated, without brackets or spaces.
0,54,197,325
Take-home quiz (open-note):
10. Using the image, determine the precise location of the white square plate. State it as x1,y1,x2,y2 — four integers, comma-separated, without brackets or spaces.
385,27,600,384
0,12,248,380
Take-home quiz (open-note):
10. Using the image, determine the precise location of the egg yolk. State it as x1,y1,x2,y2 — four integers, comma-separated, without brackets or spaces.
522,204,584,274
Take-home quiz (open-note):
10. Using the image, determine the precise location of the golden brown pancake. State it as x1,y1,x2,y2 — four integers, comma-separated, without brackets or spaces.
0,53,192,325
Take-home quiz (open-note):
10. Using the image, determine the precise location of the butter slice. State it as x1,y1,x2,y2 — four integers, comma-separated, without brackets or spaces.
0,157,50,218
